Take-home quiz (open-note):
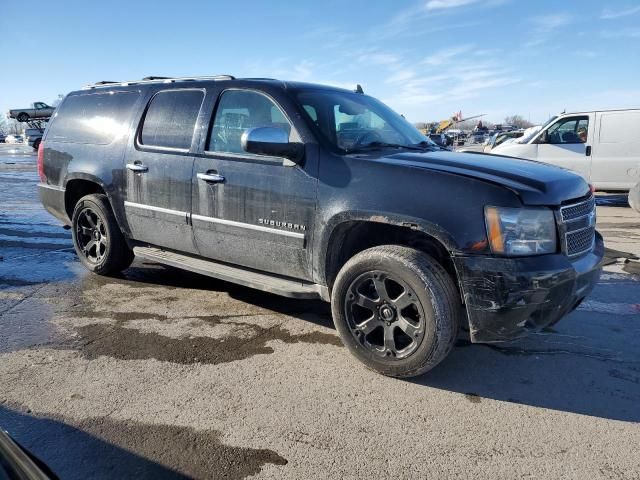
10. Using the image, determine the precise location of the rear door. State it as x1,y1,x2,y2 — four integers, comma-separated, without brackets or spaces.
123,88,205,254
191,88,317,281
590,111,640,190
535,114,594,181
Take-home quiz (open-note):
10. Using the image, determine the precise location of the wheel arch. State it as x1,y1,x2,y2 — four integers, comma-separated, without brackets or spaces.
63,175,110,221
319,212,462,297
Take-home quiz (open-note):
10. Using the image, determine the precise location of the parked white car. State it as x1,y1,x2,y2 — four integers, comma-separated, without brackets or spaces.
493,109,640,192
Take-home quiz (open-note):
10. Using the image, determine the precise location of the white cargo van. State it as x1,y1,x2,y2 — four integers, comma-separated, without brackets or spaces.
492,109,640,191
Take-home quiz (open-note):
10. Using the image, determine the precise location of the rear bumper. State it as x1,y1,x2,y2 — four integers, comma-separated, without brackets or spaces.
454,231,604,343
38,183,69,225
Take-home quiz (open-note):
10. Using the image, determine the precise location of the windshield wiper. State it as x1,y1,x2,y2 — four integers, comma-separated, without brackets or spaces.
412,140,442,151
349,141,426,152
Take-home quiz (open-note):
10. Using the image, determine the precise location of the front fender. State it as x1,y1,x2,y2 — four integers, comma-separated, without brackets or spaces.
314,210,459,286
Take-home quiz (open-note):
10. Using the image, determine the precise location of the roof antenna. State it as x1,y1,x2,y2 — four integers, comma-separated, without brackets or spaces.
355,84,364,94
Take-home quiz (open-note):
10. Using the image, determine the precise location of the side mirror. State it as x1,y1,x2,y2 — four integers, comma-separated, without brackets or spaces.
241,127,303,165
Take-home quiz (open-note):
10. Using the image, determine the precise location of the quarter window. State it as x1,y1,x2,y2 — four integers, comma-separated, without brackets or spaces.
207,90,293,154
545,116,589,144
140,90,204,150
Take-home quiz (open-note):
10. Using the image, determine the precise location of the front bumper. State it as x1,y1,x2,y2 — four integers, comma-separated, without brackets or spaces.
454,231,604,343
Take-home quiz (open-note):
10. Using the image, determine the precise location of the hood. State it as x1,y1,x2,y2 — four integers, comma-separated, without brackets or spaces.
379,150,590,206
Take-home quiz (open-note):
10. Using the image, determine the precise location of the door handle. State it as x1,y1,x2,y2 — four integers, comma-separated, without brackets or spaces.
585,145,592,156
126,163,148,172
197,172,225,183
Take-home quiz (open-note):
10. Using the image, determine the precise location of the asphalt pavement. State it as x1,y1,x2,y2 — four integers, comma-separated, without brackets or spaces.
1,143,639,479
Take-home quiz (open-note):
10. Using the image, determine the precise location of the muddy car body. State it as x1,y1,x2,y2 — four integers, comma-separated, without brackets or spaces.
37,76,603,377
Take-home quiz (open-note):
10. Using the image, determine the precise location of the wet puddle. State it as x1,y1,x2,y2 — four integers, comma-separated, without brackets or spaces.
73,316,342,365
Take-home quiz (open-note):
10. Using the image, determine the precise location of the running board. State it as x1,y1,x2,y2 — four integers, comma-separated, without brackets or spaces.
133,246,327,300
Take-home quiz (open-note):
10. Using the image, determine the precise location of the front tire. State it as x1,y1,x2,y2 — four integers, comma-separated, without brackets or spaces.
331,245,461,378
71,194,134,275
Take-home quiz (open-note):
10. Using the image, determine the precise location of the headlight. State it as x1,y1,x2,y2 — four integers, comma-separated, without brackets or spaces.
485,206,557,256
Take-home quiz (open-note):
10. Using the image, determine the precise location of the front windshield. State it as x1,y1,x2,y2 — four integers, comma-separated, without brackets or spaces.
295,90,435,152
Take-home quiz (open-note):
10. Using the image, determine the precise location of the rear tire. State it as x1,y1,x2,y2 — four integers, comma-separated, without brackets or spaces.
71,194,134,275
331,245,461,378
16,112,29,122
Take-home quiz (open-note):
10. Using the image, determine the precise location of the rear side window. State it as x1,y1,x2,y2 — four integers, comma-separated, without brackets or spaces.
140,90,204,150
47,91,139,145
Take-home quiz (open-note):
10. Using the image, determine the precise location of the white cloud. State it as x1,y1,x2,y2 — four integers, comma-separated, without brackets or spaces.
425,0,479,10
423,45,474,66
530,13,573,32
357,52,400,66
524,13,573,47
601,5,640,19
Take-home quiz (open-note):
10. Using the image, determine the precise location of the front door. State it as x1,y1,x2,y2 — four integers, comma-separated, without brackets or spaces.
536,115,593,182
191,89,317,281
124,88,205,254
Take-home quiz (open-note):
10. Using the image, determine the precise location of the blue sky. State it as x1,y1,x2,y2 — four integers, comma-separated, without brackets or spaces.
1,0,639,124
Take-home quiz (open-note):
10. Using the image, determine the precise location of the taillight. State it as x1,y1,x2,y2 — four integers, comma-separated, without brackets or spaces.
37,141,46,182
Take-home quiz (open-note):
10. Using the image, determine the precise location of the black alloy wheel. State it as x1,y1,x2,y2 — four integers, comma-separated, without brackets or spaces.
75,207,108,265
345,270,425,360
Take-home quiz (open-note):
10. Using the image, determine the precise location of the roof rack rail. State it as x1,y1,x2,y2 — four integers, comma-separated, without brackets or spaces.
83,75,236,89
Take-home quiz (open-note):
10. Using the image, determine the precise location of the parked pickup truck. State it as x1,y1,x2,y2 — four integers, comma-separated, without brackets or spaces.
37,76,603,378
8,102,55,122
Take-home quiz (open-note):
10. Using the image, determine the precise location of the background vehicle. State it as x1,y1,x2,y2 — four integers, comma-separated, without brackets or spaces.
8,102,55,122
4,134,24,144
428,133,450,148
483,130,524,152
37,76,603,378
493,109,640,191
25,128,44,150
0,133,6,143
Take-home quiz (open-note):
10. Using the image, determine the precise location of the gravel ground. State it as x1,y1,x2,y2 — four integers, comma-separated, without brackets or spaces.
1,143,639,479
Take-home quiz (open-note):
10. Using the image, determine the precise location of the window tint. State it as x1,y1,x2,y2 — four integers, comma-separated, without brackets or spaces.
546,116,589,144
303,105,318,122
207,90,293,153
140,90,204,149
47,91,139,145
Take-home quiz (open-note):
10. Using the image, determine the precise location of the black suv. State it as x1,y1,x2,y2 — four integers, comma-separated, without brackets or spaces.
38,76,603,377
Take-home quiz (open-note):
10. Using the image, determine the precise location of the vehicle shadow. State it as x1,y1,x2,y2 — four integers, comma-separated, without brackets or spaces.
412,312,640,423
0,406,187,479
116,262,334,328
95,262,640,423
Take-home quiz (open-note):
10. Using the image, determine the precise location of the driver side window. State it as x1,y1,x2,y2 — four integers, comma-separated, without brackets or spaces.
544,116,589,144
207,90,293,154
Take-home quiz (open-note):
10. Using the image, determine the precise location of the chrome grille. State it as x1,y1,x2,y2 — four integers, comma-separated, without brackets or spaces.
561,196,595,221
559,196,596,258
